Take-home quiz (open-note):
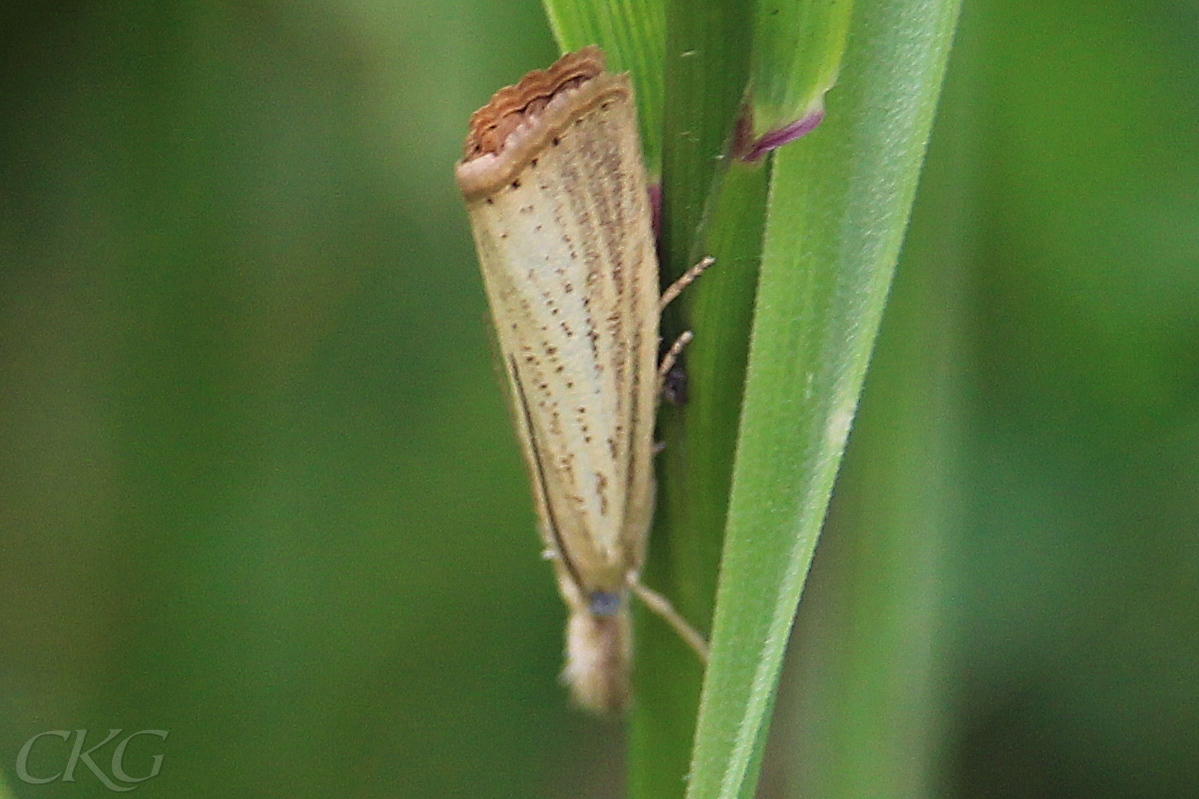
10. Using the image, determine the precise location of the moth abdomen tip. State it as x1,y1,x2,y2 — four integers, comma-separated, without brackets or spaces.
564,607,631,715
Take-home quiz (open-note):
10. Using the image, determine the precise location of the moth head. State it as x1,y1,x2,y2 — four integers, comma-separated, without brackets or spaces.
587,589,623,617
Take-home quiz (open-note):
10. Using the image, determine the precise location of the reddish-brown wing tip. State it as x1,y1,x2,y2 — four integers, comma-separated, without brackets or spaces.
461,47,606,163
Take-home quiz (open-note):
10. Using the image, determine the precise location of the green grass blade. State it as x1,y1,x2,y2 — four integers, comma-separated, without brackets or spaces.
630,2,755,797
656,0,754,275
540,0,665,171
686,2,962,798
784,21,978,795
634,158,769,799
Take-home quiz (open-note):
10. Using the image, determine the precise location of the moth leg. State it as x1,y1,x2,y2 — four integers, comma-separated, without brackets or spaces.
657,330,693,389
627,574,710,662
659,256,715,312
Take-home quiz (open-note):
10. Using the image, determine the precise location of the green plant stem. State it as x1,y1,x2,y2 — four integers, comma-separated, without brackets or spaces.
633,159,770,799
686,2,962,798
629,1,756,797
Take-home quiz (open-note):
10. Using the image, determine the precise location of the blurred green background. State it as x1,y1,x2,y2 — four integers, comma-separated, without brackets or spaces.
1,1,1197,798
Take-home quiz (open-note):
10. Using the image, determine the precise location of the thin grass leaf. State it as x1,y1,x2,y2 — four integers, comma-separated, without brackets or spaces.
631,2,756,796
686,2,962,798
635,158,768,799
785,22,978,794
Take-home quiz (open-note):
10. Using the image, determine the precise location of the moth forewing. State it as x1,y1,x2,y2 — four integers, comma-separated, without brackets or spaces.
456,47,663,714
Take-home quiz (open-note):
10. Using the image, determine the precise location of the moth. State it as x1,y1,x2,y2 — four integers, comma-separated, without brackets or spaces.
456,47,709,714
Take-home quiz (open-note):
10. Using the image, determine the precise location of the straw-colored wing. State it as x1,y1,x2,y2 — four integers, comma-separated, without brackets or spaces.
456,49,659,601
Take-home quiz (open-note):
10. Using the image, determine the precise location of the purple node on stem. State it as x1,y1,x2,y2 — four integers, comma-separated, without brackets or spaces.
735,107,826,162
